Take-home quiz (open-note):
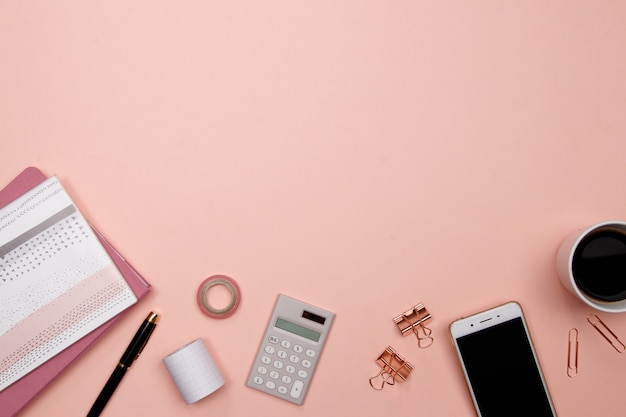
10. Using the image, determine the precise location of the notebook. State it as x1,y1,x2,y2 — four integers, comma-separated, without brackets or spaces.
0,167,151,417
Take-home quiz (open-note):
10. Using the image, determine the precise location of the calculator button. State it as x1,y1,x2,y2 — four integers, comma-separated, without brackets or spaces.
257,366,267,375
298,369,308,379
277,350,287,359
286,365,296,374
282,375,292,384
301,359,312,368
281,340,292,349
266,381,276,390
253,376,264,385
265,345,275,354
269,335,279,344
261,356,271,365
290,380,305,399
289,355,300,363
273,360,284,369
305,349,316,358
269,370,280,379
278,386,288,394
293,344,304,353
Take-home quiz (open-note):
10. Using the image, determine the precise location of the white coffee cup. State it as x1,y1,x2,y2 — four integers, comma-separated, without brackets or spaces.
556,220,626,313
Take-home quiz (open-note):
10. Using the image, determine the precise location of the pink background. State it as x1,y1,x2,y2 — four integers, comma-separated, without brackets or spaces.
2,1,626,416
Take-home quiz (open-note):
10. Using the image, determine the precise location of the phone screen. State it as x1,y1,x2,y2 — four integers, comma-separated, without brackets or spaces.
455,317,555,417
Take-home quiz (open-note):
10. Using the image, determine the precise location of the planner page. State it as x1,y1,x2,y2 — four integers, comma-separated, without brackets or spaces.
0,176,137,391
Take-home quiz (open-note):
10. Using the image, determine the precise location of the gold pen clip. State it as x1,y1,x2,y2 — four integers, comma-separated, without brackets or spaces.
567,328,578,378
135,312,159,361
587,314,625,353
393,302,433,348
369,346,414,391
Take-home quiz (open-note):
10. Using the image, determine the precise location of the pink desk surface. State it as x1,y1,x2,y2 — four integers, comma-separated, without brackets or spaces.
2,1,626,416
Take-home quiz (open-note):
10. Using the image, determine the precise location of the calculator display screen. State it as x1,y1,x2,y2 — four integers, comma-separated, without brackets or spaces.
275,318,321,342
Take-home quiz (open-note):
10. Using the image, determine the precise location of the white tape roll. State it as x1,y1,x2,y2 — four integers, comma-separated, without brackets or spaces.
162,338,225,404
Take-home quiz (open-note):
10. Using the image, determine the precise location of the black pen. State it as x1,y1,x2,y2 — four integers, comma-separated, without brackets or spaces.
86,312,159,417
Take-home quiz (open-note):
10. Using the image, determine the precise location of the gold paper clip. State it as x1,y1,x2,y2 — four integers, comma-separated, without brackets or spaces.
567,328,578,378
587,314,625,353
369,346,414,391
393,302,433,348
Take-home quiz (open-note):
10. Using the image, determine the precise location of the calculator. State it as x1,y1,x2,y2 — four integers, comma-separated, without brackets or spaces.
245,294,335,405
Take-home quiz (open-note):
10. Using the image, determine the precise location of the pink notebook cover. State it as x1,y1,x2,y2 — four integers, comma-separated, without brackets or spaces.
0,167,151,417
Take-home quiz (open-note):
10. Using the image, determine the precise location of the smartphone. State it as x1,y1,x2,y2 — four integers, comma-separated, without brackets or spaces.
449,301,557,417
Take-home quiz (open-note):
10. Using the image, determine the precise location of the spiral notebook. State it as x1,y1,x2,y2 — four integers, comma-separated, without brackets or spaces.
0,167,151,417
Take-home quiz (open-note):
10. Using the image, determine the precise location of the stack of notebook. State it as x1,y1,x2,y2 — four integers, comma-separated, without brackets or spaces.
0,167,151,417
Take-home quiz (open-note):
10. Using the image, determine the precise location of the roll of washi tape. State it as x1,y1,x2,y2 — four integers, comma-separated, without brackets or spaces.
162,338,225,404
196,275,241,319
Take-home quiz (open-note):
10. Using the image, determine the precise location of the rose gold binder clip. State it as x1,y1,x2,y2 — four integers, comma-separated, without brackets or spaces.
393,302,433,348
369,346,414,391
567,328,578,378
587,314,625,353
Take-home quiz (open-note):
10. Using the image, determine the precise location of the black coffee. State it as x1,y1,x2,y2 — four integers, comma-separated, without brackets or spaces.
572,228,626,302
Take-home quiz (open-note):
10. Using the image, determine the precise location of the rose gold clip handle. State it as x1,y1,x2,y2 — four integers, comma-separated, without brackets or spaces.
393,302,433,348
369,346,414,391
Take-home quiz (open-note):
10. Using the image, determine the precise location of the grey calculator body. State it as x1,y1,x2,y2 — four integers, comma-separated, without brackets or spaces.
245,294,335,405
